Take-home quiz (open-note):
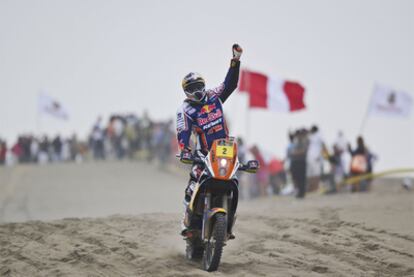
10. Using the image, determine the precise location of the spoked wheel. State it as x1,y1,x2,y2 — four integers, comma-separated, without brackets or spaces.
203,213,226,272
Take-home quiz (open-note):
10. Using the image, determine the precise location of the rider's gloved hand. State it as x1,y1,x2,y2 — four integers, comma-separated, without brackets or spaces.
232,44,243,60
180,149,193,164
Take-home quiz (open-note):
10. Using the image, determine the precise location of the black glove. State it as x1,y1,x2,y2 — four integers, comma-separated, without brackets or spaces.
232,44,243,60
180,149,193,164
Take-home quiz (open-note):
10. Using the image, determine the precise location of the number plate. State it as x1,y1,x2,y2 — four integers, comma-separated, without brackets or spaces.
216,145,233,158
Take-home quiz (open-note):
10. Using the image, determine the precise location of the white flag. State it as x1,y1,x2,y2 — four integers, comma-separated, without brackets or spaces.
38,93,69,120
369,84,412,118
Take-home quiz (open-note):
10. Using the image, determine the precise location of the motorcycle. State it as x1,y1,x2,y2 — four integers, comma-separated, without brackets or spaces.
179,137,259,271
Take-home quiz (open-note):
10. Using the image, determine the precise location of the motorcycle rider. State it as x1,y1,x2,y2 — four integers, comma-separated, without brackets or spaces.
176,44,243,235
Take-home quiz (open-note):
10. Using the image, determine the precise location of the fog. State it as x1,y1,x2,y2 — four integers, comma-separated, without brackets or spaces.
1,0,413,170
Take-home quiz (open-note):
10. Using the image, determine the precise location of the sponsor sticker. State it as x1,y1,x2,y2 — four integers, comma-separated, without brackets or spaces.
176,112,186,132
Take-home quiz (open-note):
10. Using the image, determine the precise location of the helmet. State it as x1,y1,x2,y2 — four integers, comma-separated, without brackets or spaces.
182,72,206,103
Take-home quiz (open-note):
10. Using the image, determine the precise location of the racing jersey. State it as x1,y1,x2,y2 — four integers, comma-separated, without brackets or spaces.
176,60,240,152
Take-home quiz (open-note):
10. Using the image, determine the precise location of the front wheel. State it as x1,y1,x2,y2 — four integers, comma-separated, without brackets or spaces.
203,213,226,272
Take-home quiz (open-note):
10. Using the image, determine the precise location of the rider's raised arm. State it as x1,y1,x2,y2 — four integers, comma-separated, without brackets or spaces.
218,59,241,103
218,44,243,103
176,103,194,151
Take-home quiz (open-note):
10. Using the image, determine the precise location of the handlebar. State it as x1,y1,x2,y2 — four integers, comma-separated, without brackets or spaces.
239,160,260,173
191,156,204,164
176,152,259,173
175,153,203,164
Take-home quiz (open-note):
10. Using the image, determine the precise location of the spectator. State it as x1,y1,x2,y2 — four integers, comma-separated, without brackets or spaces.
268,157,286,195
289,129,309,198
61,138,71,161
236,137,249,199
11,138,23,163
154,121,174,167
38,136,50,164
237,138,247,165
141,111,154,161
30,137,39,163
333,131,348,178
125,117,138,159
306,125,327,192
0,139,7,165
348,136,374,192
250,145,268,197
91,117,105,160
52,135,63,162
20,136,32,163
112,116,126,159
69,134,79,161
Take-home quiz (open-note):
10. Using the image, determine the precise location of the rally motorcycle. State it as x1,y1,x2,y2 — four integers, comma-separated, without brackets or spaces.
180,137,259,272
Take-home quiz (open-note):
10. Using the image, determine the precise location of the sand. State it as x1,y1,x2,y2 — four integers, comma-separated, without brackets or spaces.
0,162,413,276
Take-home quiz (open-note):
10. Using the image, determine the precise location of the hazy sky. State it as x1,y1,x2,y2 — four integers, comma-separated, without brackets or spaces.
0,0,413,171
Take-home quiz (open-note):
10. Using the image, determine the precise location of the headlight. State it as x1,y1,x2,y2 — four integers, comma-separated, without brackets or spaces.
219,168,227,176
218,158,228,176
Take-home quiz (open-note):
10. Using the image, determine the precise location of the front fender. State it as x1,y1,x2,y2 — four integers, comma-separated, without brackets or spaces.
208,208,227,220
204,208,227,240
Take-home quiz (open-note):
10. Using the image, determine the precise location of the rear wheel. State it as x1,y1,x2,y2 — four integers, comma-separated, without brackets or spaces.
203,213,226,272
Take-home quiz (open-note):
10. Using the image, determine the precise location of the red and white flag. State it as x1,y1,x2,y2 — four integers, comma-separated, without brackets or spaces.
239,70,306,112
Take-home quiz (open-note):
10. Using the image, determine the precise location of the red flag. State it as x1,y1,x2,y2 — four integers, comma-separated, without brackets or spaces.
239,70,306,112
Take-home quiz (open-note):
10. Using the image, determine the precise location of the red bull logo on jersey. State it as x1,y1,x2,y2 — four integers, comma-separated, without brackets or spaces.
197,109,223,126
199,103,217,115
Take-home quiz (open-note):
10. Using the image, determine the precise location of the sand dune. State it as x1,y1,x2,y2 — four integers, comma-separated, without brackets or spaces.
0,163,413,276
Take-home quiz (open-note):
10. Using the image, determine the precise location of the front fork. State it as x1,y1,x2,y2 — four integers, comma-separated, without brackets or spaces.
202,193,228,241
201,193,210,241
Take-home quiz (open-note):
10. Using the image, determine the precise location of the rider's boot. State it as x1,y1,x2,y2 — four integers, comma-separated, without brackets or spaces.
227,214,237,240
180,180,196,236
180,204,189,236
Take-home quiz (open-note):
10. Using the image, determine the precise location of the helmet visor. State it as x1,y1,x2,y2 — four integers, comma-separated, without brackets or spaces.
185,82,206,101
185,82,205,94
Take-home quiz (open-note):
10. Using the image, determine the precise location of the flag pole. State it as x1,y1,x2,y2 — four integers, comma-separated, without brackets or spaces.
240,69,251,144
36,92,41,135
245,103,250,143
359,87,374,135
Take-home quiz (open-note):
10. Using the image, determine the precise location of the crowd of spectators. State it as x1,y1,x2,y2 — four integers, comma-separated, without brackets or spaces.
0,134,86,165
88,112,175,166
238,125,377,200
0,112,176,167
0,120,377,199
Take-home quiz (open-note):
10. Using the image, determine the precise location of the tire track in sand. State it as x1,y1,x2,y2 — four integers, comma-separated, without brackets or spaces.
1,212,413,276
